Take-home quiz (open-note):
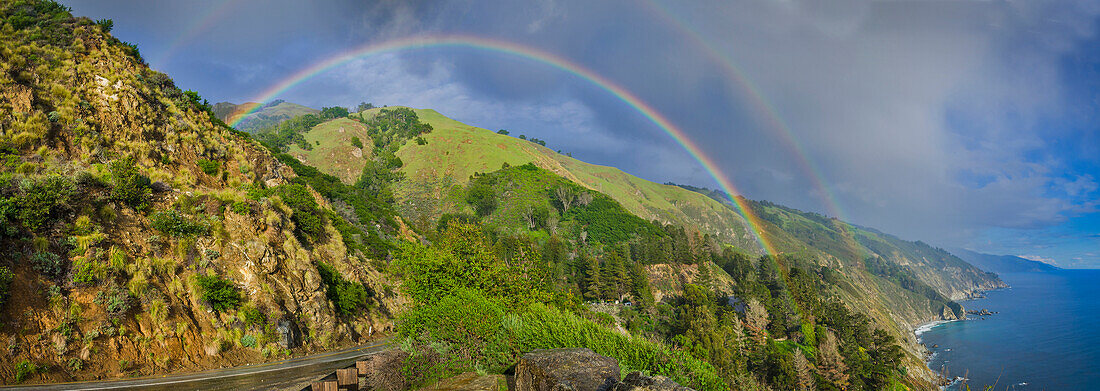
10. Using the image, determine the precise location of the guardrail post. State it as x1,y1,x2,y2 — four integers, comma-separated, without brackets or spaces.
337,367,358,390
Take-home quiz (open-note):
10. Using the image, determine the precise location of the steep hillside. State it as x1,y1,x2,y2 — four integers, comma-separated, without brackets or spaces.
283,118,374,183
951,248,1061,274
213,100,319,133
363,108,762,252
0,2,393,384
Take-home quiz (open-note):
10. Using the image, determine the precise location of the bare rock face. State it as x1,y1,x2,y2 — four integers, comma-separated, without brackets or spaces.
612,372,694,391
277,318,301,349
357,349,410,391
515,348,620,391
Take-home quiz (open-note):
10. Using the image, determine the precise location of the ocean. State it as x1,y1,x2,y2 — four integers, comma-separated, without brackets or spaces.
917,270,1100,390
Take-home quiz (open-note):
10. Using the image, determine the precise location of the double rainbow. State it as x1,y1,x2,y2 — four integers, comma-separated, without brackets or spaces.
230,34,778,255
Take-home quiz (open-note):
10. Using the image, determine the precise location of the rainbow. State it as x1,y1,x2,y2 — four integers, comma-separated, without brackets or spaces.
642,1,867,258
153,0,241,66
232,34,779,255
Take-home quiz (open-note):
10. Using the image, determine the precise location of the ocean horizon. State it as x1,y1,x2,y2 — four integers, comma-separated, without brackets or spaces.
918,269,1100,390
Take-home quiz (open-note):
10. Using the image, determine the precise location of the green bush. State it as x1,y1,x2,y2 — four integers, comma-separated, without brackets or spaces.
240,334,257,348
197,159,219,176
398,291,727,390
350,136,363,149
231,201,250,214
14,360,36,383
17,175,74,231
30,251,64,279
0,266,13,308
150,210,208,237
241,305,265,328
275,184,326,241
108,157,150,208
94,18,112,32
95,284,133,320
316,262,369,317
465,181,497,217
195,274,242,313
71,257,104,285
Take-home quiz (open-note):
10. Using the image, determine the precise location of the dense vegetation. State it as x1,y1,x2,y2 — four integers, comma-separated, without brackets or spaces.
0,2,991,388
384,162,914,390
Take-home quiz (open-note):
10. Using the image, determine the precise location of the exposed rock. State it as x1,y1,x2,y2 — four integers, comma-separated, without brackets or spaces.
356,349,410,391
150,181,172,193
277,318,301,349
612,372,693,391
419,372,503,391
515,348,620,391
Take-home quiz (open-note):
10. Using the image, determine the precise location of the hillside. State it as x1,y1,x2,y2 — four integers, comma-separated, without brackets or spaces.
213,100,319,133
951,248,1061,274
253,105,1010,387
0,2,395,384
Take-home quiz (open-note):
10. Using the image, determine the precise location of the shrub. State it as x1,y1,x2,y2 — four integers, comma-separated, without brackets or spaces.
195,274,242,313
71,257,104,285
465,181,497,217
415,136,427,145
275,184,325,241
17,175,74,231
240,305,265,328
0,266,13,308
240,334,257,348
30,251,64,279
108,157,150,208
95,284,133,320
196,159,219,176
14,360,36,383
316,262,369,317
231,201,250,214
150,210,208,237
94,18,113,32
350,136,363,149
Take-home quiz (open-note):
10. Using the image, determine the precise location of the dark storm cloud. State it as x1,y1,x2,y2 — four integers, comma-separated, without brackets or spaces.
64,0,1100,265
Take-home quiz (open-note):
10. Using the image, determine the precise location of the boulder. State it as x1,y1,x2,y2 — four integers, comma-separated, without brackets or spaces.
611,372,694,391
150,181,172,193
515,348,620,391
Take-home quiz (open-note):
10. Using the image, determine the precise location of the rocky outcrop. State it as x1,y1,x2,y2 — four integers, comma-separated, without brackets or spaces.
515,348,621,391
514,349,695,391
611,372,693,391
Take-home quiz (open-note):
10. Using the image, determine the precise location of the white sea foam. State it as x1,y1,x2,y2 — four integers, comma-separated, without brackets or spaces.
915,320,955,336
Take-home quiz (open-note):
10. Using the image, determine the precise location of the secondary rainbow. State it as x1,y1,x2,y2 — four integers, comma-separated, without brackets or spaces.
642,1,866,257
233,34,779,255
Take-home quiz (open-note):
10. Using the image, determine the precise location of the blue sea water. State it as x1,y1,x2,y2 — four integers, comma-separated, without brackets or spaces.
919,270,1100,390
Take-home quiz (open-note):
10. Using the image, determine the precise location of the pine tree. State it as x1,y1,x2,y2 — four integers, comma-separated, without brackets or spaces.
818,330,850,390
793,349,816,391
582,253,602,300
746,298,769,339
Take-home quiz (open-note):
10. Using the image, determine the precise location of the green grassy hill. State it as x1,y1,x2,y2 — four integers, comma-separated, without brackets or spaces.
240,106,1003,391
351,108,763,253
285,118,374,183
213,100,319,133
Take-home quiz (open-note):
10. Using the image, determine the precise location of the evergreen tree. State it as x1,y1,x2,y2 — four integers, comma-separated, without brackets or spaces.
818,329,850,390
582,252,602,300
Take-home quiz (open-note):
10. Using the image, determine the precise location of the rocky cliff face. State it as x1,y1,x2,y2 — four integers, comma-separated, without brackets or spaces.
0,2,397,383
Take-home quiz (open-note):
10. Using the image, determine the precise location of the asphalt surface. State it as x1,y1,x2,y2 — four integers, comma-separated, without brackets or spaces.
1,341,391,391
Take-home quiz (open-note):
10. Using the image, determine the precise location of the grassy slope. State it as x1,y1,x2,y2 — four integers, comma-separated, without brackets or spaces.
221,101,320,132
286,118,374,183
366,108,762,252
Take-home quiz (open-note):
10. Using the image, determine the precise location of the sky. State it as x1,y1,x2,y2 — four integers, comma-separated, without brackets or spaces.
66,0,1099,267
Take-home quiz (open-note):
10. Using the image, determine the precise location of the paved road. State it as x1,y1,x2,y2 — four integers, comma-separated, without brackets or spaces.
2,341,390,391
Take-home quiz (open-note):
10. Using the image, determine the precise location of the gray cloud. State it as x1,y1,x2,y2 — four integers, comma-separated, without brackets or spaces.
65,0,1100,264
